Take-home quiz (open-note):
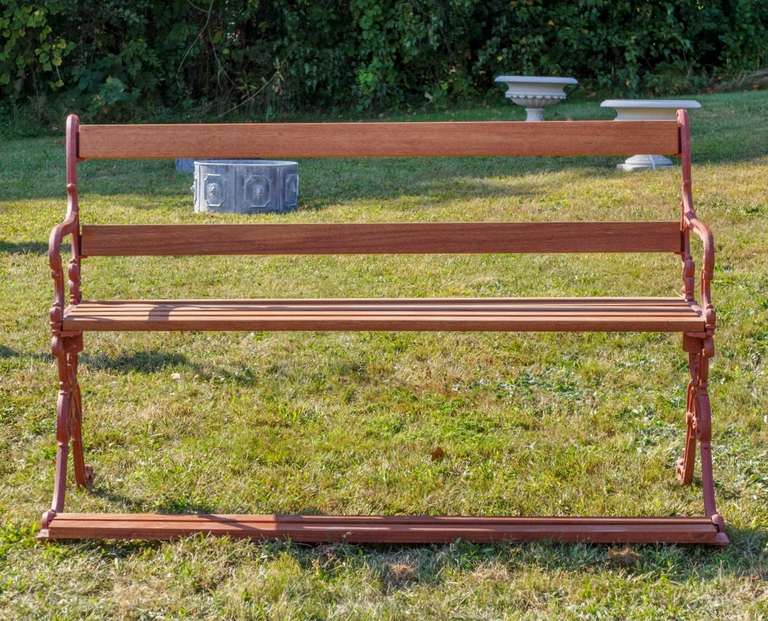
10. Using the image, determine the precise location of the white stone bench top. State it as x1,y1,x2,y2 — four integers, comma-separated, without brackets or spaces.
601,99,701,109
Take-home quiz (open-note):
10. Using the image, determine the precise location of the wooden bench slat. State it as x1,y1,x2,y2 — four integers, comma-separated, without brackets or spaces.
80,222,682,256
68,296,693,305
62,298,704,332
53,513,715,524
77,120,680,159
42,513,722,544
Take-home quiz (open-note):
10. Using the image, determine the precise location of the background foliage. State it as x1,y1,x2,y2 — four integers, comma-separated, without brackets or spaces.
2,0,768,124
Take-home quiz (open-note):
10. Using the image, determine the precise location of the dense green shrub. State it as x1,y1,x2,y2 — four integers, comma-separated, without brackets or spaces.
2,0,767,123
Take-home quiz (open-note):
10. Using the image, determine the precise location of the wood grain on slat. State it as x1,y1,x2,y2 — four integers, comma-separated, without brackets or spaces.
77,121,680,159
66,297,695,305
80,222,682,256
41,513,722,544
62,298,704,332
53,513,715,524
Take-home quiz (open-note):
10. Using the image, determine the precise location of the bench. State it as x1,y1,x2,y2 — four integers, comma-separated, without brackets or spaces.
39,112,728,545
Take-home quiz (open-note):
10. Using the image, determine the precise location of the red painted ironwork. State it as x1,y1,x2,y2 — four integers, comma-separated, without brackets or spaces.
674,109,725,544
40,111,728,545
42,114,91,532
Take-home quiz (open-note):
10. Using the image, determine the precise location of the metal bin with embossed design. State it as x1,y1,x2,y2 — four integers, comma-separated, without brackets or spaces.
193,160,299,214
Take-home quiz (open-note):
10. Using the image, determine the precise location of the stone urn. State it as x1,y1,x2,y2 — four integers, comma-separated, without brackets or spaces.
601,99,701,171
495,76,578,121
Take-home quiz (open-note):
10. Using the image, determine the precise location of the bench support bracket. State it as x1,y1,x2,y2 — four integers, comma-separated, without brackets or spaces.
41,333,92,531
676,335,726,542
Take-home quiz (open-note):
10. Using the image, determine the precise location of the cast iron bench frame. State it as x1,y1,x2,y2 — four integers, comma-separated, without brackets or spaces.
39,111,727,545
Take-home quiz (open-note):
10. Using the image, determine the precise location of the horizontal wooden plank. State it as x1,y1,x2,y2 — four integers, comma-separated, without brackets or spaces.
80,222,682,256
62,296,695,305
77,120,680,159
62,298,705,333
52,513,717,524
41,513,724,545
60,318,704,332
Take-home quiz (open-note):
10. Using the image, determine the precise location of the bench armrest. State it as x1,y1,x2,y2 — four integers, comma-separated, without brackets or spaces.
685,214,714,331
49,182,81,331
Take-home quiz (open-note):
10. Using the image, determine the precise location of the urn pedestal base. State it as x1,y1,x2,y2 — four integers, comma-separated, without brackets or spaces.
601,100,701,171
617,154,674,172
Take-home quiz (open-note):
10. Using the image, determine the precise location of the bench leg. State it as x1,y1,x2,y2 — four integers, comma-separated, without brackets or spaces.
70,351,93,489
676,352,698,485
694,349,718,519
677,336,727,542
41,335,90,532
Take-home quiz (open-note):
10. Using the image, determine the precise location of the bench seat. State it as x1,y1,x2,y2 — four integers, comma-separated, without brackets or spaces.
62,297,705,332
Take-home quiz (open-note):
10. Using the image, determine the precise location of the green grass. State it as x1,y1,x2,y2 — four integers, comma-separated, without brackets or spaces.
1,90,767,619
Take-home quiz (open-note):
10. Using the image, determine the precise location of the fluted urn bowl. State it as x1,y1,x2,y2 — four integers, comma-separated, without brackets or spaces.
495,76,578,121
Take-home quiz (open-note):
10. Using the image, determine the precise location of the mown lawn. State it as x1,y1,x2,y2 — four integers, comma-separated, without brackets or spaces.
1,91,767,619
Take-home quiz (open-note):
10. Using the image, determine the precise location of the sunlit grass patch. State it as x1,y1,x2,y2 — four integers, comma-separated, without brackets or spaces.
0,90,766,618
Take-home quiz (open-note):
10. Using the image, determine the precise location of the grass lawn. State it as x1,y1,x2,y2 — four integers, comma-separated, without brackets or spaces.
1,91,767,619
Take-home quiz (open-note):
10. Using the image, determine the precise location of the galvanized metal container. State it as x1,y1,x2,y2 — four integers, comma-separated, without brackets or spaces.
175,158,195,173
193,160,299,214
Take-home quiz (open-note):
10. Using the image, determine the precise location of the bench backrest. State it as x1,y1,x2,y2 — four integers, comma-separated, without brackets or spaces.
66,115,690,261
76,120,679,159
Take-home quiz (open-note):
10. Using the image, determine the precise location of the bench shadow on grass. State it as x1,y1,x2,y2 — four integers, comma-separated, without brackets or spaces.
0,240,51,255
82,158,547,213
66,497,767,588
0,345,50,363
0,347,187,371
86,485,221,517
5,155,616,206
81,350,190,374
80,350,262,385
282,524,768,592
